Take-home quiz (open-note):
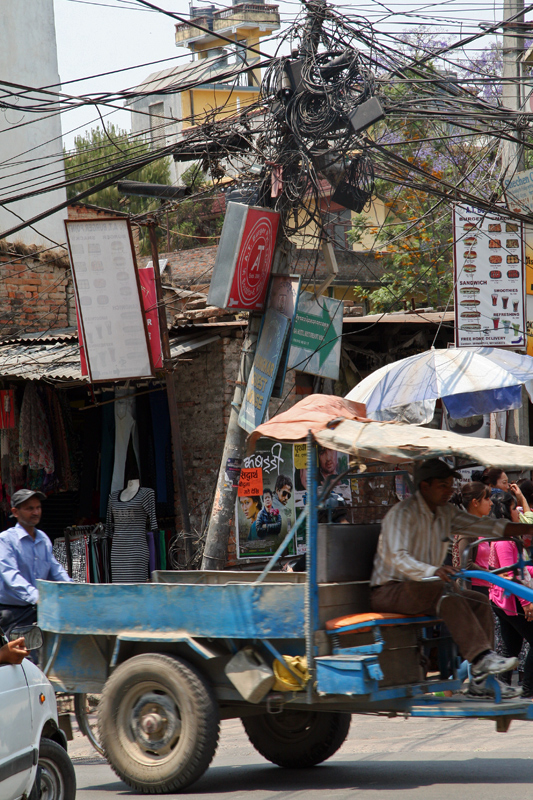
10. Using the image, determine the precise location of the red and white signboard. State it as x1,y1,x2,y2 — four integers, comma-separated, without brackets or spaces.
208,203,280,312
138,265,163,370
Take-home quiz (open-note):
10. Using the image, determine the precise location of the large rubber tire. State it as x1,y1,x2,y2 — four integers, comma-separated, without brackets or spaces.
242,709,351,768
38,738,77,800
98,653,220,793
74,693,104,756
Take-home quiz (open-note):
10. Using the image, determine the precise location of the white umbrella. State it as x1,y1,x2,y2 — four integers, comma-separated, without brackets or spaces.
345,347,533,424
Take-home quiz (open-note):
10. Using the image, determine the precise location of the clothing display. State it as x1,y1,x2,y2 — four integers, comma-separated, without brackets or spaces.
110,389,141,493
19,383,54,475
106,486,158,582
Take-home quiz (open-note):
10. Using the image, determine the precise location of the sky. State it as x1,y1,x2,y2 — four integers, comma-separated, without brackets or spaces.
53,0,511,149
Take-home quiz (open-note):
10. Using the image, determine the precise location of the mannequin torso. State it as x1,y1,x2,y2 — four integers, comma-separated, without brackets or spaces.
120,479,140,502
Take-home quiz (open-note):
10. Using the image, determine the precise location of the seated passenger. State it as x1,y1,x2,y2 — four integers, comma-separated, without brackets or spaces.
370,458,533,699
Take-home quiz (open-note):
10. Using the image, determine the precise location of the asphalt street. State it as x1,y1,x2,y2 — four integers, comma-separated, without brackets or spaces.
72,714,533,799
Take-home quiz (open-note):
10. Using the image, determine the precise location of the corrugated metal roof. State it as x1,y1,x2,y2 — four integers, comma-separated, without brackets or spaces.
0,327,78,345
0,332,222,382
0,340,84,382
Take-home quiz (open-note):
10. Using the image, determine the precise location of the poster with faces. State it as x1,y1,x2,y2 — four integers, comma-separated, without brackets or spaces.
66,219,153,381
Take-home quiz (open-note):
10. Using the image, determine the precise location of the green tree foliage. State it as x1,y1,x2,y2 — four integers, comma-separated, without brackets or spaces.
64,125,171,212
173,163,224,251
349,34,500,313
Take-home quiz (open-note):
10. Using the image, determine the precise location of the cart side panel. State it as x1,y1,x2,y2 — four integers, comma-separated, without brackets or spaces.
37,580,305,639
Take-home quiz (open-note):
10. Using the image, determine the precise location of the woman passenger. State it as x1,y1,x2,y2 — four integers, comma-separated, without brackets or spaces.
490,491,533,697
452,482,492,595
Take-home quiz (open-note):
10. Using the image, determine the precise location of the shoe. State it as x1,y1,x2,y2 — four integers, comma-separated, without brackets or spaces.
465,676,522,699
471,651,518,679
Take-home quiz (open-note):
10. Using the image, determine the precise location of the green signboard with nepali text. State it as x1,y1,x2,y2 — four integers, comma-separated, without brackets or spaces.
288,291,343,380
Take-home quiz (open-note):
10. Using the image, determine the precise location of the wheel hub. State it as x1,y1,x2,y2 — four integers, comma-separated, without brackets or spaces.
131,692,181,754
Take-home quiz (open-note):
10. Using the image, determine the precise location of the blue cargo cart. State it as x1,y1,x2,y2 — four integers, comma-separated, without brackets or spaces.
37,417,533,793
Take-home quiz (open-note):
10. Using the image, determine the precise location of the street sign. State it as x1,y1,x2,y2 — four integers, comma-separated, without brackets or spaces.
502,169,533,297
208,203,280,312
288,292,343,380
238,308,290,433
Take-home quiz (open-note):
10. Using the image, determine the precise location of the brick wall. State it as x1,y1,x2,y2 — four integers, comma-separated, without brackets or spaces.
0,248,71,338
171,327,300,566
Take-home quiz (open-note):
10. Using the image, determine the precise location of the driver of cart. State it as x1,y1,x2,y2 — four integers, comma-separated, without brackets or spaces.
0,489,72,638
370,458,533,699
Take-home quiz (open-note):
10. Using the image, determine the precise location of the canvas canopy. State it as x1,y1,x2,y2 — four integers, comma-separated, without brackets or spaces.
314,418,533,469
251,394,533,469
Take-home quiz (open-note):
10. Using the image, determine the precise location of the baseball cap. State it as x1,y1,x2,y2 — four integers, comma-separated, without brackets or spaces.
414,459,461,487
11,489,46,508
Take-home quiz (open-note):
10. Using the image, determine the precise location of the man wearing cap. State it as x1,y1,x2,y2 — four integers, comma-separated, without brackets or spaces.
0,490,72,635
371,458,533,699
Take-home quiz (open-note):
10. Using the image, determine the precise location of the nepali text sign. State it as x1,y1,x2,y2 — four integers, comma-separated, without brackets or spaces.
453,204,525,350
288,292,343,380
66,218,153,381
238,308,290,433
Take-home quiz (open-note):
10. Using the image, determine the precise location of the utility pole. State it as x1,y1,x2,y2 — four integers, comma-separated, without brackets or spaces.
148,222,193,563
201,315,262,570
501,0,525,177
501,0,529,450
201,237,294,570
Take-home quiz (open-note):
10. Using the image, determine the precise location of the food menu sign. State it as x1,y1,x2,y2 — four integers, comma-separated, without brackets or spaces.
453,205,526,349
65,218,153,381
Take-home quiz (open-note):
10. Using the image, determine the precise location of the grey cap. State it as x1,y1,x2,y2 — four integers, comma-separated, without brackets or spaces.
11,489,46,508
414,458,461,487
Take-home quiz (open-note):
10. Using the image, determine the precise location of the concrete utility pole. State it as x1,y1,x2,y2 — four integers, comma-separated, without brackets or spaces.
501,0,530,450
201,238,294,570
501,0,525,178
201,315,262,570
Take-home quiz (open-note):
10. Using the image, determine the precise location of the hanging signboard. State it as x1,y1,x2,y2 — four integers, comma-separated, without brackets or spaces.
265,274,301,398
207,203,280,312
287,292,343,380
452,204,526,349
66,218,153,381
138,265,163,370
238,308,290,433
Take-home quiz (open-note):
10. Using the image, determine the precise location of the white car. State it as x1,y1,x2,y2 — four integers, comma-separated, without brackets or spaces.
0,627,76,800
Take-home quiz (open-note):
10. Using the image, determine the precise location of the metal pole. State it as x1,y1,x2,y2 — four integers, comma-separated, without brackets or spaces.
201,314,261,570
305,430,318,691
148,222,193,562
501,0,525,177
501,0,529,449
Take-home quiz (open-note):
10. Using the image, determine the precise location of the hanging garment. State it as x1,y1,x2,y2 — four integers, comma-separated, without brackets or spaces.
0,390,15,429
19,383,54,474
99,394,115,519
53,535,89,583
106,486,158,583
149,391,170,504
110,389,141,493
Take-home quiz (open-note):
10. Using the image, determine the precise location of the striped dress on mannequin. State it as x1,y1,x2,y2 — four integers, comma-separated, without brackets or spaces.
106,487,158,582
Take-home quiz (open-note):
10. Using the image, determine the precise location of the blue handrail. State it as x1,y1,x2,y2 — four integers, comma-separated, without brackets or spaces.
459,569,533,604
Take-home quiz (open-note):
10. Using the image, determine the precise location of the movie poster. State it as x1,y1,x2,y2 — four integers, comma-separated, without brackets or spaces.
236,438,296,558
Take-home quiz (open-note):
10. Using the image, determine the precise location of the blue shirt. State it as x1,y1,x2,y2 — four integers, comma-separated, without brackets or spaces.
0,523,72,606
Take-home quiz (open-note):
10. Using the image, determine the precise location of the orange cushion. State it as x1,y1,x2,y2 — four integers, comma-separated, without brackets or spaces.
326,611,436,633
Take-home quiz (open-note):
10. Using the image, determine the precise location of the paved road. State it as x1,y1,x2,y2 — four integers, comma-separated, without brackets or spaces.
72,714,533,799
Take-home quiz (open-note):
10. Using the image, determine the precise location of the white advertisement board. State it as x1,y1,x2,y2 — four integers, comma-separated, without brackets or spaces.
453,204,525,349
65,218,153,381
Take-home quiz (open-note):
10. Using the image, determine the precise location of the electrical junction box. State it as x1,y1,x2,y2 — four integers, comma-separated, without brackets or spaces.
208,202,280,312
